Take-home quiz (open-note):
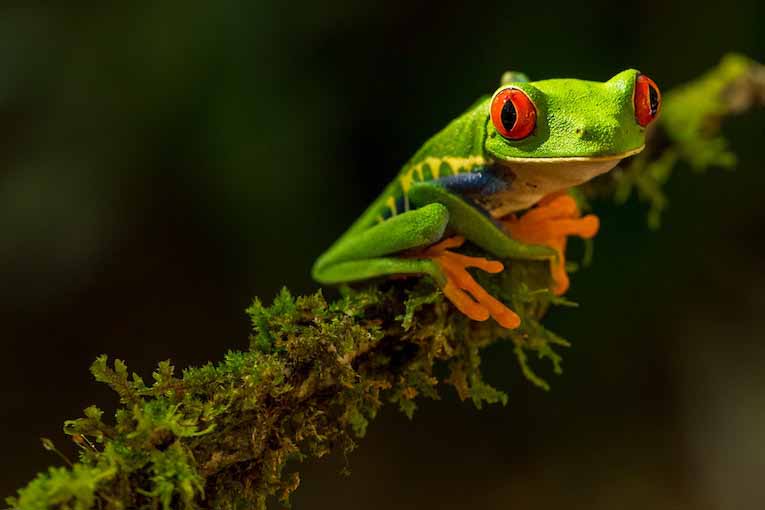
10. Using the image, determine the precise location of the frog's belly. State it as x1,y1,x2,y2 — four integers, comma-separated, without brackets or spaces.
477,157,624,218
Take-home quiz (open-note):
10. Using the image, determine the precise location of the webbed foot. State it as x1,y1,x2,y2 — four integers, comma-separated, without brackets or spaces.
502,192,599,296
416,236,521,329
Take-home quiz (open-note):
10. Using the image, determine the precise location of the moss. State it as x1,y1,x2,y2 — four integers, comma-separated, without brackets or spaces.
7,54,764,510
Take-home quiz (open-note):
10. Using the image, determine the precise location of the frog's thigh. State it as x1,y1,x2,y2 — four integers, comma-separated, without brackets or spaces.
408,182,554,260
312,203,449,283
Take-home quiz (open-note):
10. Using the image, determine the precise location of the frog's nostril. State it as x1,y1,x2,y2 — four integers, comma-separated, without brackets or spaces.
576,119,619,141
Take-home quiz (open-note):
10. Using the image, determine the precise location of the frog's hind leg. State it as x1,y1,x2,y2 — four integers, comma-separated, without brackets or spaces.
312,202,520,329
501,191,599,295
312,203,451,283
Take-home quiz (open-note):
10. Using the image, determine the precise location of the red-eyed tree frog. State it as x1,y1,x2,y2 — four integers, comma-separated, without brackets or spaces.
313,70,661,329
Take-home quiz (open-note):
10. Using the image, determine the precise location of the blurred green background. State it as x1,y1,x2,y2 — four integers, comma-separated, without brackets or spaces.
1,3,763,508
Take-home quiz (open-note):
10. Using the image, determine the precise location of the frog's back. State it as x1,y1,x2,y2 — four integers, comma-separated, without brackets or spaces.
344,97,491,236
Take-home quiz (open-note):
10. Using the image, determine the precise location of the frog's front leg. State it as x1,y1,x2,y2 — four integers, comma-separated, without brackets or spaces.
407,181,556,261
312,203,521,328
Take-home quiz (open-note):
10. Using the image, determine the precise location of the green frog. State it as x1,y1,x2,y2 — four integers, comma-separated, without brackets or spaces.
313,70,661,329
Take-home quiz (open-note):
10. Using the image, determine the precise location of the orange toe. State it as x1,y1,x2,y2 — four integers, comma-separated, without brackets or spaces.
442,281,490,322
445,251,505,274
543,215,600,239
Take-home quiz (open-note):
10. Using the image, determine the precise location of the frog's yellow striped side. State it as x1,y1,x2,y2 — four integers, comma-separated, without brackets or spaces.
368,155,491,226
398,155,487,195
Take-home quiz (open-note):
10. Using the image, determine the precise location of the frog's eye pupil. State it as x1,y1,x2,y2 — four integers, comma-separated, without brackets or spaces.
648,84,659,116
500,99,517,133
634,74,661,127
490,87,536,140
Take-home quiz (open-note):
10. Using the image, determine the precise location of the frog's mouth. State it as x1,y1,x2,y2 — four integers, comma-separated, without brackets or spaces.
496,145,644,165
482,145,644,217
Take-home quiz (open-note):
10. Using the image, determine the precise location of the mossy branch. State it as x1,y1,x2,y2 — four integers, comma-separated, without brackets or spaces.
7,54,763,510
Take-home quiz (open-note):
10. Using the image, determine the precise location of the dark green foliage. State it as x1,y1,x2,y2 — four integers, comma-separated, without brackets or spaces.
7,54,763,510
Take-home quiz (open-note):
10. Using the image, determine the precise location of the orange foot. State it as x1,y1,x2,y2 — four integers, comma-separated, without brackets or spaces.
416,236,521,329
502,192,599,296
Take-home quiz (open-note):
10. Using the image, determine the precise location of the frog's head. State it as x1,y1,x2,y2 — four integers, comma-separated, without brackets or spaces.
485,69,660,159
484,69,660,179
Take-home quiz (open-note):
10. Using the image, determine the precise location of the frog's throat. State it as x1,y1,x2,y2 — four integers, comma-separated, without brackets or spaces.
483,145,644,218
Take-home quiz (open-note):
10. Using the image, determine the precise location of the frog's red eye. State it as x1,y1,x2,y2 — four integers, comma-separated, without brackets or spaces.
634,74,661,127
490,87,536,140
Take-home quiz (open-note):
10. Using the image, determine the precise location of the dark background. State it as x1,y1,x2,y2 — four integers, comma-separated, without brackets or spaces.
1,3,763,508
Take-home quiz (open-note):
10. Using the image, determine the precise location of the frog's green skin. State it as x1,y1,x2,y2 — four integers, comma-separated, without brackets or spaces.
312,70,646,288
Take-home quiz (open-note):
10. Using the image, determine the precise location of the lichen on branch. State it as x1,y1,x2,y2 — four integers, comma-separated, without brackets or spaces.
7,54,764,510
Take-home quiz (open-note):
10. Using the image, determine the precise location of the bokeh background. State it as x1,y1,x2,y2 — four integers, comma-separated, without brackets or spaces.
1,2,763,508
